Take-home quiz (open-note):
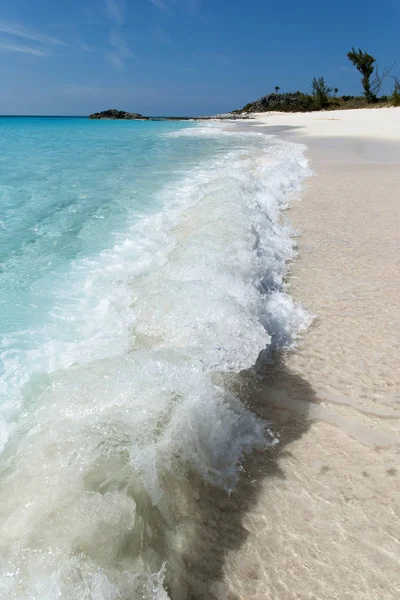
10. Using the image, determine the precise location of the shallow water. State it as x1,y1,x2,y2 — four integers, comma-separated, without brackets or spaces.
0,117,310,599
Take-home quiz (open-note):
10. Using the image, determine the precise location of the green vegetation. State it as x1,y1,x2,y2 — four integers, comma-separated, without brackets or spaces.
347,47,377,103
311,77,332,109
391,77,400,106
240,91,314,113
236,48,399,114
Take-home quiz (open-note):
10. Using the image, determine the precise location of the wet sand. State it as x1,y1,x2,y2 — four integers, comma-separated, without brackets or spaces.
210,110,400,599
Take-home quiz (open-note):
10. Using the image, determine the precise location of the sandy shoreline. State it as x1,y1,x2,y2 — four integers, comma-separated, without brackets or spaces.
219,109,400,599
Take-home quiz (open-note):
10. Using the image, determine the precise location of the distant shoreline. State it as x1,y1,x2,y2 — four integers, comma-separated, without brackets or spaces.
2,105,395,120
0,114,249,121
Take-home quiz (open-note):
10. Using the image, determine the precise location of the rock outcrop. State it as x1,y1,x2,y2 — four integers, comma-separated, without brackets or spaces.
89,109,149,120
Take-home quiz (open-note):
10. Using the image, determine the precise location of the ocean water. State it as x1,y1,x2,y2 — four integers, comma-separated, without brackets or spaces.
0,117,310,599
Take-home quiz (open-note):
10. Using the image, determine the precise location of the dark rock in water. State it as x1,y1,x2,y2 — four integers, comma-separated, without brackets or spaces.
88,109,149,120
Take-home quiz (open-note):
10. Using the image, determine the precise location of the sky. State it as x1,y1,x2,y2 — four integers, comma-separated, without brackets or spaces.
0,0,398,116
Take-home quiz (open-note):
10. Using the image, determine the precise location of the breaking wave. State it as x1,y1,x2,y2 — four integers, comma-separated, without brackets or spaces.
0,123,311,599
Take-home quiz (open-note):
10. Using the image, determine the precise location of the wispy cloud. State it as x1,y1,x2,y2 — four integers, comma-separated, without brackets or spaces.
105,29,134,70
149,0,199,13
0,18,69,59
105,0,126,25
103,0,133,70
0,19,66,47
62,26,93,52
0,40,49,56
149,0,169,12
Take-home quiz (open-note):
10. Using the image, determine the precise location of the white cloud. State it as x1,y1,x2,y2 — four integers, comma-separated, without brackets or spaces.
105,29,135,71
103,0,132,69
149,0,199,12
0,19,66,47
149,0,169,12
105,0,126,25
0,40,49,56
109,29,134,56
105,52,124,70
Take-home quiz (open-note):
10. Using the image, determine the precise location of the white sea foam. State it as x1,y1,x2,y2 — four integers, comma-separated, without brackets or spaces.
0,125,310,599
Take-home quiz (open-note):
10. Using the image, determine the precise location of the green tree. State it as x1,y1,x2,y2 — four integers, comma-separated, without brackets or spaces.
311,77,332,109
347,47,377,103
275,86,280,93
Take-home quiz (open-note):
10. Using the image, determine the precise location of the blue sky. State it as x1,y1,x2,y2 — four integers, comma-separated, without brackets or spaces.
0,0,398,115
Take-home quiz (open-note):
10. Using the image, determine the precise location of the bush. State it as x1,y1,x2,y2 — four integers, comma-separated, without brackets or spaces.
311,76,332,109
238,91,317,113
392,88,400,106
339,96,368,109
390,79,400,106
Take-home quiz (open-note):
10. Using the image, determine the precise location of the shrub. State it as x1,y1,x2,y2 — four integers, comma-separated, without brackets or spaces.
311,76,332,109
239,91,317,113
391,80,400,106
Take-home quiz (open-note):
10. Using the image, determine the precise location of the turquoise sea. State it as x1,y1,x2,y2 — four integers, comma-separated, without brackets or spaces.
0,116,310,599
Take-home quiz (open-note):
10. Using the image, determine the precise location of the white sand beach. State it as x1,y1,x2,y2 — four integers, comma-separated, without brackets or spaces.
247,106,400,140
217,108,400,599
